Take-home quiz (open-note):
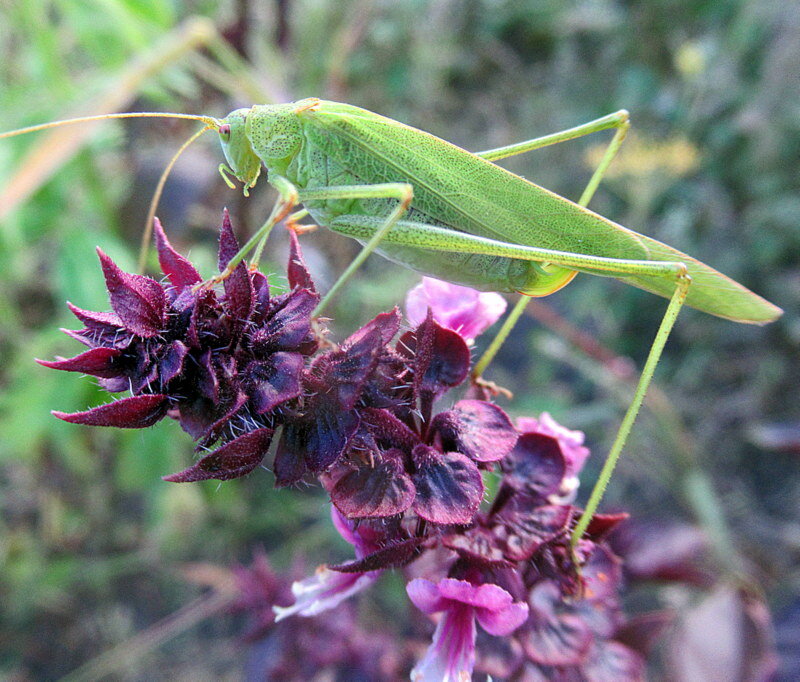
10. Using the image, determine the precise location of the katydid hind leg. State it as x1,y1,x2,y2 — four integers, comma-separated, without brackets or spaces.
474,112,631,377
327,212,695,547
476,109,630,168
570,270,691,546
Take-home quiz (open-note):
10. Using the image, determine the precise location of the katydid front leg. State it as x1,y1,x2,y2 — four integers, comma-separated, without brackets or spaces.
207,177,413,316
327,214,691,548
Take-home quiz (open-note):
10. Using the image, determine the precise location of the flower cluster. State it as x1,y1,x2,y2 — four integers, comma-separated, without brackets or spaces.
42,214,653,680
41,210,319,479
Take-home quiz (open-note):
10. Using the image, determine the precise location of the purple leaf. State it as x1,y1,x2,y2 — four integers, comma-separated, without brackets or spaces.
497,500,572,561
251,288,317,352
399,314,470,399
272,438,310,487
218,209,254,325
163,428,273,482
501,433,567,499
343,308,401,349
186,288,223,349
287,229,316,291
245,352,304,414
581,544,623,606
517,413,590,479
97,248,166,337
330,537,424,573
523,581,593,666
443,525,515,567
274,405,359,485
153,217,202,287
360,407,419,451
53,394,168,428
250,270,271,323
67,302,123,330
198,395,250,449
411,445,483,525
37,347,121,378
584,512,630,541
318,313,400,410
331,448,416,518
583,641,645,682
432,400,518,463
157,341,188,385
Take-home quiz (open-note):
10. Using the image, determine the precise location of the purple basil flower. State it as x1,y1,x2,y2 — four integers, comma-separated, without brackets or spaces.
272,308,517,528
517,412,591,500
273,507,382,621
40,211,320,482
407,577,529,681
405,276,507,343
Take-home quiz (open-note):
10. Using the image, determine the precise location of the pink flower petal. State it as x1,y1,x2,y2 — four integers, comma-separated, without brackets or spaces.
407,578,450,615
411,603,476,682
405,277,506,342
475,600,530,636
273,566,378,622
438,579,513,610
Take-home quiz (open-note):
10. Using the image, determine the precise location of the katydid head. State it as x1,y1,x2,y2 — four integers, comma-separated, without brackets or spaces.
217,108,262,194
218,104,306,193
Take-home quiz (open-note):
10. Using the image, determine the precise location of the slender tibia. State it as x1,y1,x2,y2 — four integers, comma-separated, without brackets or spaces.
206,176,300,286
570,270,691,546
476,110,630,163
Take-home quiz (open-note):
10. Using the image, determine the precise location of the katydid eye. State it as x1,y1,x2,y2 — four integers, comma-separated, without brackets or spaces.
219,124,231,141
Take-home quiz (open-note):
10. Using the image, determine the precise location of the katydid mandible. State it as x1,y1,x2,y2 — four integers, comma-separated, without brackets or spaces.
1,98,782,546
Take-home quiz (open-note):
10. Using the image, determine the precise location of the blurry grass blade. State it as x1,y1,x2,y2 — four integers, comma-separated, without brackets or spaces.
0,17,216,221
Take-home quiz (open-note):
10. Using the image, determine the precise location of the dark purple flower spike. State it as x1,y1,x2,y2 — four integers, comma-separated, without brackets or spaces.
42,211,320,483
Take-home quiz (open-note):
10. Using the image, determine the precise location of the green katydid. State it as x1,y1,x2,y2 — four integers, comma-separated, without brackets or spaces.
0,98,782,547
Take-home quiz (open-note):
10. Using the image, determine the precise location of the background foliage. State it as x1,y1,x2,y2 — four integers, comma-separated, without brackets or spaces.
1,0,798,678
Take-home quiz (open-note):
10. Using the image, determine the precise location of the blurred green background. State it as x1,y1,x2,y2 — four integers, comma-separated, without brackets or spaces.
1,0,798,679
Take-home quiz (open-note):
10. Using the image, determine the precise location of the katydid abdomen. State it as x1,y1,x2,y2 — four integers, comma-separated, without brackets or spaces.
287,119,548,294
